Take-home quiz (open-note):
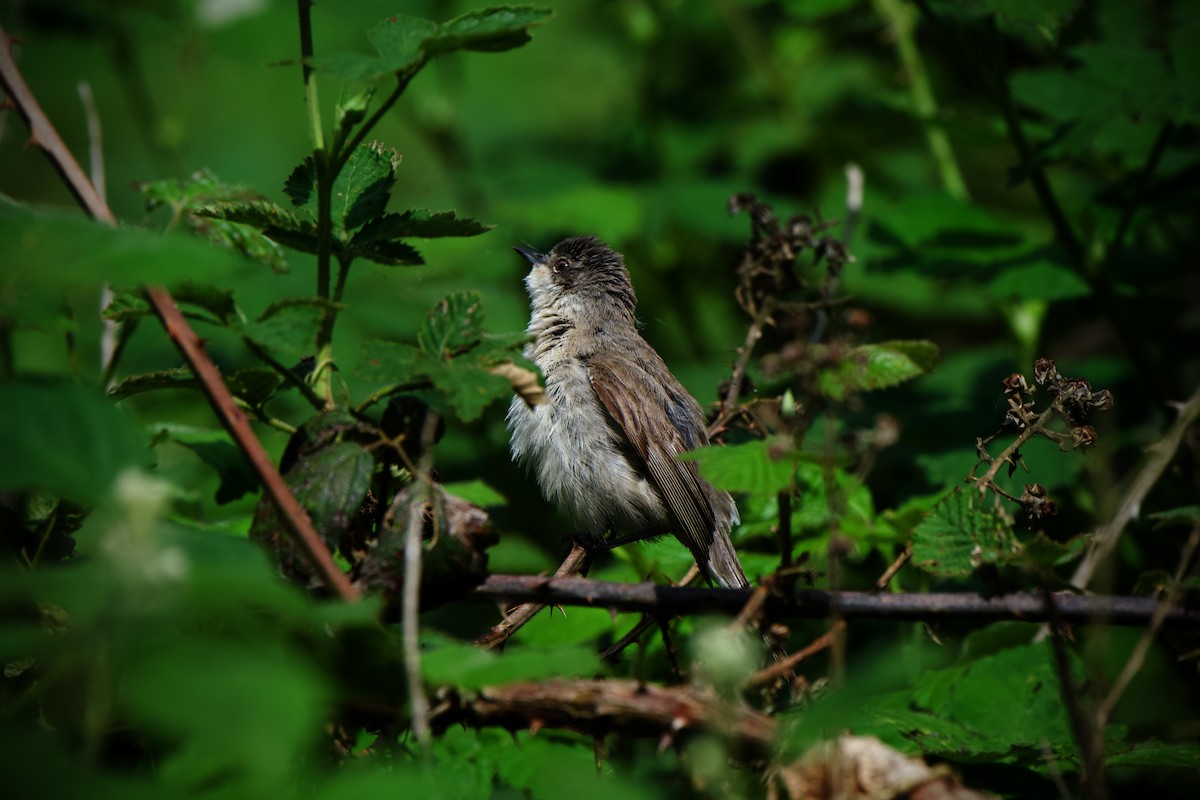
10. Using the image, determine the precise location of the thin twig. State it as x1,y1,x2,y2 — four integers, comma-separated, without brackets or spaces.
1096,523,1200,727
76,81,105,200
473,542,592,649
976,403,1057,492
1043,588,1107,800
874,545,912,591
1071,382,1200,590
600,564,700,663
402,410,442,748
748,620,844,688
0,27,115,225
713,297,776,433
467,576,1200,628
147,288,360,601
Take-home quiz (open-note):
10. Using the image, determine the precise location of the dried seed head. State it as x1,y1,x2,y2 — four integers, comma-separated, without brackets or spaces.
1021,483,1058,520
1071,425,1098,448
1034,358,1059,386
1002,372,1029,394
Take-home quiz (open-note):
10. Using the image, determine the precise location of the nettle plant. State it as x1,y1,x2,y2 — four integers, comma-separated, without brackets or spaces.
99,8,554,605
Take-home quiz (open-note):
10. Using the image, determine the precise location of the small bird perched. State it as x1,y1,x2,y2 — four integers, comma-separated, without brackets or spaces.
507,235,749,588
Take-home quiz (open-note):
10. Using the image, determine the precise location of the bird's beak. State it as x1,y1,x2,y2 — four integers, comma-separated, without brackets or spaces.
513,245,546,266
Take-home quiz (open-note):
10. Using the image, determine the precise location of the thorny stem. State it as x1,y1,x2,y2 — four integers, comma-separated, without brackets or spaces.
1095,523,1200,727
713,297,775,433
0,27,115,225
473,542,593,649
976,403,1057,493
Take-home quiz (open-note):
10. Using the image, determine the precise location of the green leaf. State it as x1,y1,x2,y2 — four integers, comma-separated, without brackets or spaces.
905,642,1079,755
419,291,486,358
815,340,940,401
987,259,1091,301
121,641,327,787
1148,506,1200,529
226,367,284,408
357,339,428,383
680,438,795,494
243,297,337,356
911,489,1018,577
344,237,424,266
108,367,198,400
425,359,513,422
284,157,316,207
251,410,376,563
422,639,602,689
366,14,438,73
425,7,554,55
440,480,507,508
1107,739,1200,769
162,427,260,504
0,380,147,505
352,209,492,241
337,143,402,233
140,169,289,272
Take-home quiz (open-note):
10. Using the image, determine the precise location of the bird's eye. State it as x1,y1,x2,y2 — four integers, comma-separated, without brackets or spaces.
554,258,570,273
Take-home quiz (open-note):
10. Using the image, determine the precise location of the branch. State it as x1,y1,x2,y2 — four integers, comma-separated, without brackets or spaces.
430,678,775,757
473,542,591,649
1071,381,1200,590
145,288,360,602
466,575,1200,629
0,26,115,224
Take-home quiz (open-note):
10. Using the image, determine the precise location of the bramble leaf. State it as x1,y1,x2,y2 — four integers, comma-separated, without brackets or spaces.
815,340,939,401
912,489,1017,577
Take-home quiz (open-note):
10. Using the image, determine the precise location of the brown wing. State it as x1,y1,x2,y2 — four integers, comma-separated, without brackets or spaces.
586,353,728,581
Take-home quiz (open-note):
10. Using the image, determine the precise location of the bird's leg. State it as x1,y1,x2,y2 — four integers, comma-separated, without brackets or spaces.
598,526,670,550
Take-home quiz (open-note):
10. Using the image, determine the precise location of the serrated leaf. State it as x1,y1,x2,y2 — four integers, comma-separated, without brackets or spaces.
284,158,316,207
171,283,242,327
200,199,313,238
426,359,513,421
108,367,198,400
357,339,428,383
911,489,1018,577
816,340,939,401
366,14,438,73
419,291,485,358
243,297,338,356
333,143,401,235
679,438,795,494
1107,739,1200,769
0,380,148,504
251,410,376,561
101,289,150,322
425,7,553,55
352,209,492,243
344,237,424,266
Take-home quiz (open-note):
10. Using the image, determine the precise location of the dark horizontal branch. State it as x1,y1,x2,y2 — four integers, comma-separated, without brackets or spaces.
468,575,1200,629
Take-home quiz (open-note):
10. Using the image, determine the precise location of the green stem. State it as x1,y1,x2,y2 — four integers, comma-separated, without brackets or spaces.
873,0,968,200
297,0,325,155
333,67,421,173
242,337,326,410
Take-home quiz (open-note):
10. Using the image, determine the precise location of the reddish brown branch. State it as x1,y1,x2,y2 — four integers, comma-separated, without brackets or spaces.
467,575,1200,629
473,542,591,649
145,288,359,601
0,27,115,225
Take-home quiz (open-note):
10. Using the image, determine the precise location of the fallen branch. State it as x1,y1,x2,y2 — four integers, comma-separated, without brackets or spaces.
467,575,1200,629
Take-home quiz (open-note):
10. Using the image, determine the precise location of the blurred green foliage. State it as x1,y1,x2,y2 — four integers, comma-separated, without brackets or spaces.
2,0,1199,797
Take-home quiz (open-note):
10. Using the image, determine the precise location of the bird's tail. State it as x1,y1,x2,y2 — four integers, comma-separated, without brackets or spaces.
706,530,750,589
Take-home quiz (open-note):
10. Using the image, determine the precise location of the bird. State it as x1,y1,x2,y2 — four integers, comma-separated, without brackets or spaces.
506,235,749,588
